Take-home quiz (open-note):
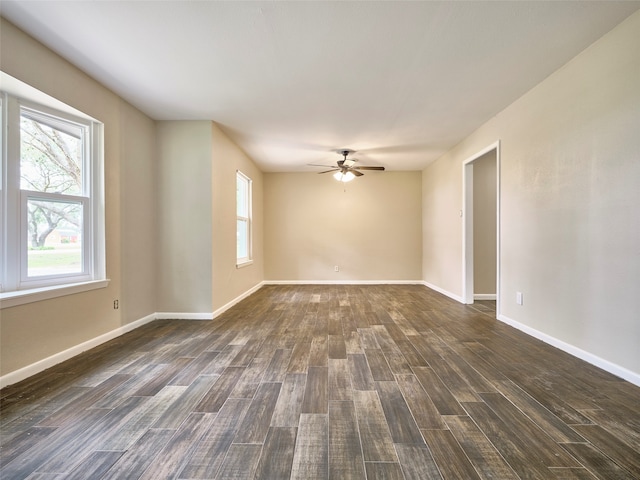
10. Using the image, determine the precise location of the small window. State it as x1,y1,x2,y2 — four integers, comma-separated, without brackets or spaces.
236,171,252,266
1,90,104,295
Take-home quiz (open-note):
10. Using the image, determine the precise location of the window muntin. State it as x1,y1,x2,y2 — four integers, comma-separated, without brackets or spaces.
1,90,104,294
236,171,252,266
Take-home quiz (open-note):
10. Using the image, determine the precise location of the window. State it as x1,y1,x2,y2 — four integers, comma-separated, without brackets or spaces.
1,87,105,302
236,170,252,266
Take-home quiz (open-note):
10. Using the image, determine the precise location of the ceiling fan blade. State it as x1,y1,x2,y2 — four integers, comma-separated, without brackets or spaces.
343,159,356,167
352,166,385,171
351,169,364,176
318,169,339,174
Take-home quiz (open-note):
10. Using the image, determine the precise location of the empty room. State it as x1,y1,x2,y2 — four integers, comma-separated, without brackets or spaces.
1,2,639,479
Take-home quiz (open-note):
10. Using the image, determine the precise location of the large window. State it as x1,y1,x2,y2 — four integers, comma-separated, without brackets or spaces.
1,88,104,300
236,170,252,266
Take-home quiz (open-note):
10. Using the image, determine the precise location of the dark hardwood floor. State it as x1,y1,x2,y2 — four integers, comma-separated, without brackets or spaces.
1,284,639,479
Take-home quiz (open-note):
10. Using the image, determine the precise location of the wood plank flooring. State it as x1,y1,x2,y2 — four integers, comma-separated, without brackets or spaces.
1,284,639,479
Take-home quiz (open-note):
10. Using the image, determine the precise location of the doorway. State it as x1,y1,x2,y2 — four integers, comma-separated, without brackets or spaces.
463,141,500,316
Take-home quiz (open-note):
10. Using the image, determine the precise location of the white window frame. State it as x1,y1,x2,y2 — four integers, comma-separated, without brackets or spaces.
236,170,252,268
0,79,106,308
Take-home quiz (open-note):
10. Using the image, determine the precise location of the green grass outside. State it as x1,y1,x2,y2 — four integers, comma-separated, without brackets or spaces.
28,251,81,269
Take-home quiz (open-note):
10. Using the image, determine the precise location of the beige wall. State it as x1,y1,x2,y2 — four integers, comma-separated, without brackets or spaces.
422,11,640,376
265,172,422,281
121,106,158,322
155,121,264,314
211,123,264,312
156,121,213,313
473,151,497,295
0,18,157,376
422,155,462,295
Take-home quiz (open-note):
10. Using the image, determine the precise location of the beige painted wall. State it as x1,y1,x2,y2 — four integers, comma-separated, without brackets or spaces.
155,121,264,314
265,172,422,281
156,121,213,313
422,11,640,375
0,19,157,376
121,106,158,322
422,156,462,295
473,151,497,295
211,123,264,312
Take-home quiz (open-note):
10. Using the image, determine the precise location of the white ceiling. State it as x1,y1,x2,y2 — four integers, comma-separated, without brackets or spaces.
1,1,638,172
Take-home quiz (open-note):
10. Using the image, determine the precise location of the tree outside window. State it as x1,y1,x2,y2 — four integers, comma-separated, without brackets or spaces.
20,110,86,276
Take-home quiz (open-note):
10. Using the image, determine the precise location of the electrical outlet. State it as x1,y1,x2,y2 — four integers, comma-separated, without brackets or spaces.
334,265,339,272
114,299,119,310
516,292,523,305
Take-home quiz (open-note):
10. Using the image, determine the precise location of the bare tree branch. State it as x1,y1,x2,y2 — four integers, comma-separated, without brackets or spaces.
21,117,83,246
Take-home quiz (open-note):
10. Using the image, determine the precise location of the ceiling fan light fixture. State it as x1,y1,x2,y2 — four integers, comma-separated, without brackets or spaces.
334,171,355,182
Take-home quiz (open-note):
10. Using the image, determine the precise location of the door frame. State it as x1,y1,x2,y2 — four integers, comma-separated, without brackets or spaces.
462,140,501,317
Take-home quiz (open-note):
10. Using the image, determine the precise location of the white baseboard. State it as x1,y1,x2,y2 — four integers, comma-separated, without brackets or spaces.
0,313,157,389
7,283,636,390
0,283,268,388
421,281,464,303
474,294,497,300
497,314,640,387
156,281,265,321
263,280,423,285
212,281,264,319
155,312,213,320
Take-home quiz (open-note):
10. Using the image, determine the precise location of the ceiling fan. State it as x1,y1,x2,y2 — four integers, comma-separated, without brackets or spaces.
310,150,385,182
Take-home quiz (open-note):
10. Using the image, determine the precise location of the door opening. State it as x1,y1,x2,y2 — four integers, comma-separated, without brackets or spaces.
463,142,500,316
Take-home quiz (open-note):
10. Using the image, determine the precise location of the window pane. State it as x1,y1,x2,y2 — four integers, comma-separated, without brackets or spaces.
27,198,83,277
237,218,248,259
20,112,83,195
237,175,248,217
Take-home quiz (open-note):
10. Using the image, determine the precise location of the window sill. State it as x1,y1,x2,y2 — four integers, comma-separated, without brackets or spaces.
0,279,110,309
236,260,254,269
